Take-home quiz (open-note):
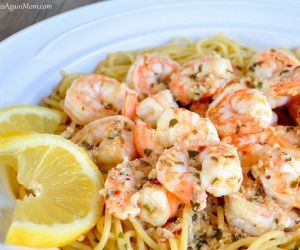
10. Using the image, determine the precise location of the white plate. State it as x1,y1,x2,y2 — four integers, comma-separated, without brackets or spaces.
1,0,300,248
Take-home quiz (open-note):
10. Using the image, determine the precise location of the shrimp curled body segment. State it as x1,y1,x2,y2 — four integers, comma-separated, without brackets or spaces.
72,115,137,170
169,55,234,105
126,54,180,98
137,183,182,227
207,84,273,138
247,49,300,108
156,141,243,211
225,170,298,236
252,145,300,209
134,108,220,158
101,159,152,220
63,74,138,125
136,89,178,126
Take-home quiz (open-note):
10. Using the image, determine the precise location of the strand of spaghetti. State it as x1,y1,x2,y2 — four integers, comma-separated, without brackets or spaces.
69,241,93,250
87,230,98,248
107,239,116,250
247,231,285,250
158,242,169,250
216,205,225,230
113,217,126,250
137,234,146,250
180,206,192,250
94,210,112,250
223,237,257,250
123,230,136,250
129,217,159,250
93,227,102,242
169,237,178,250
279,229,300,249
259,237,289,250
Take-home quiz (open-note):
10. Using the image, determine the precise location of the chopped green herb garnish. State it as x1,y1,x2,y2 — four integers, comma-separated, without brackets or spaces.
190,200,201,212
143,148,153,156
118,232,124,238
291,178,299,188
80,141,93,150
169,118,178,127
214,229,223,240
104,103,113,109
255,81,263,89
188,150,199,159
192,213,198,222
279,69,289,76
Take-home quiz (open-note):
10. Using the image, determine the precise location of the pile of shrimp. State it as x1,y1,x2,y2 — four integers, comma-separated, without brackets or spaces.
60,48,300,249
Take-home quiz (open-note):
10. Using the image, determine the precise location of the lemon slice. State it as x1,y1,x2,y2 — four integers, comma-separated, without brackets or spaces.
0,134,103,247
0,105,66,135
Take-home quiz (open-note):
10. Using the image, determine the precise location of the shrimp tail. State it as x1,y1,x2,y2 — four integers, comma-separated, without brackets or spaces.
122,89,138,121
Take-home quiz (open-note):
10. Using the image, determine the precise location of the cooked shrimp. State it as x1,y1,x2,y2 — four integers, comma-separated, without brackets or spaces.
101,159,152,220
156,141,242,211
207,84,273,138
252,145,300,209
272,125,300,147
225,192,298,236
137,183,182,227
169,55,233,105
72,115,137,170
225,169,299,236
200,142,243,197
223,127,296,151
64,74,138,124
126,54,180,98
134,108,219,157
136,89,178,126
248,49,300,108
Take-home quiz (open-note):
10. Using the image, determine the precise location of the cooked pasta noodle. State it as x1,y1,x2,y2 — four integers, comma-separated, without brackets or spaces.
44,34,300,250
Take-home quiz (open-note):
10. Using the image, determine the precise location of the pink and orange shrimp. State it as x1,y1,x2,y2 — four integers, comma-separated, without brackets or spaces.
207,84,273,138
169,55,234,105
126,54,180,98
64,74,138,124
247,49,300,108
134,108,219,158
72,115,137,170
156,141,242,211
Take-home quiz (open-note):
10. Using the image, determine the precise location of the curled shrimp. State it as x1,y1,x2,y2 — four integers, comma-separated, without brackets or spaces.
169,55,234,105
248,49,300,108
72,115,137,170
101,159,152,220
126,54,180,98
252,145,300,209
134,108,219,158
156,141,242,211
225,171,298,236
136,89,178,126
64,74,138,124
137,182,182,227
223,126,297,151
207,84,273,138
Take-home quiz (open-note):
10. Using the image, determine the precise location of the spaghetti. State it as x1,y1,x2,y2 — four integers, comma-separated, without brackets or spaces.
43,34,300,250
